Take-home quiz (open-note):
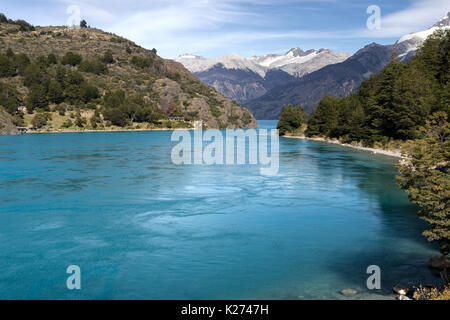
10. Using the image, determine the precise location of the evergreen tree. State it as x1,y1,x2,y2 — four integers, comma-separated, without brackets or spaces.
27,84,48,111
0,55,15,77
0,13,7,23
306,96,340,137
101,50,114,64
47,53,58,65
47,81,64,104
397,112,450,255
61,52,82,66
277,105,307,136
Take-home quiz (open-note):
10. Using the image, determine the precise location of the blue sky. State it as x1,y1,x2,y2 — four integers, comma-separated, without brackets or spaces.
1,0,449,58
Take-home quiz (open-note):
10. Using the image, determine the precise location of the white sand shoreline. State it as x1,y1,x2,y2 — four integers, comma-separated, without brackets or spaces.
284,136,404,158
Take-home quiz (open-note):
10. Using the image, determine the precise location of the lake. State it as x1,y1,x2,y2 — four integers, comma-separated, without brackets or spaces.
0,120,440,299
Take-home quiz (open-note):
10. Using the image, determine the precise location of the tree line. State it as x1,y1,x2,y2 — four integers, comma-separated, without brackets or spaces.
0,47,166,129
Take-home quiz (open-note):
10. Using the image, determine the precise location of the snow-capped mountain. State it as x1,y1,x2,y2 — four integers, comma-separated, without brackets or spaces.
247,12,450,119
396,12,450,58
249,48,350,77
176,47,350,104
177,47,350,78
177,53,267,77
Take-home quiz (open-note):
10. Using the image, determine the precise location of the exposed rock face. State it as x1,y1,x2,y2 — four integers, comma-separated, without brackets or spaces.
245,13,450,119
247,43,398,119
176,48,350,105
0,106,18,136
246,13,450,119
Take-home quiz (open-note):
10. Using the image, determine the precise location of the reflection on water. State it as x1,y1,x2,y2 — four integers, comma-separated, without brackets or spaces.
0,122,440,299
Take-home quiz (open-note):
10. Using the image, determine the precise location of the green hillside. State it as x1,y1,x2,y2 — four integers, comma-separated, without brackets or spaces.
0,15,257,133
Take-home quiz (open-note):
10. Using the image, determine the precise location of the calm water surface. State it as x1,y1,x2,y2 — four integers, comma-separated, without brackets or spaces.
0,121,440,299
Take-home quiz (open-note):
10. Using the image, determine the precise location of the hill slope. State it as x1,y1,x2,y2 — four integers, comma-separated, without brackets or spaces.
0,18,257,132
0,106,18,135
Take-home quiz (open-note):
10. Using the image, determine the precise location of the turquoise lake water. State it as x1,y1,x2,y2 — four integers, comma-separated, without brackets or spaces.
0,120,440,299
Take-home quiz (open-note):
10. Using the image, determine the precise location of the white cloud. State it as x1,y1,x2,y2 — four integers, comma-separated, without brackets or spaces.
52,0,449,57
359,0,450,38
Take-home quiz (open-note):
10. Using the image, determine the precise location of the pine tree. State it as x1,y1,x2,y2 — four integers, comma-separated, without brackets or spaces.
397,112,450,255
277,105,307,136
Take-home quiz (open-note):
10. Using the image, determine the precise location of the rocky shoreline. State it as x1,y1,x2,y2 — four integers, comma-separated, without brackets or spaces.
284,136,404,158
18,127,195,135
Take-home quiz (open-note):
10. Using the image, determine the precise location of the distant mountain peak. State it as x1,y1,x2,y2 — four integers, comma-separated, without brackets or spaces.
178,54,203,59
397,12,450,46
286,47,304,56
433,12,450,28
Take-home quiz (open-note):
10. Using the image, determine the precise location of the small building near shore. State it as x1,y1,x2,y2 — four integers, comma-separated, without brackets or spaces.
17,106,27,113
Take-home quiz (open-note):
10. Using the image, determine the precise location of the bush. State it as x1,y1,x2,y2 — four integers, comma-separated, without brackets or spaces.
47,53,58,65
101,50,114,64
31,113,48,128
277,105,307,136
103,90,126,108
14,19,35,32
61,119,72,128
75,116,87,127
55,104,66,116
131,56,151,69
103,108,129,127
79,59,108,75
79,82,99,103
62,52,82,66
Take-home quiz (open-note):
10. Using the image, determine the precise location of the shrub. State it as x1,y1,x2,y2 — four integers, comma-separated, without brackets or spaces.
47,53,57,65
103,108,129,127
131,56,151,69
101,50,114,64
277,105,307,136
79,59,108,75
14,19,35,32
62,51,82,66
61,119,72,128
31,113,48,128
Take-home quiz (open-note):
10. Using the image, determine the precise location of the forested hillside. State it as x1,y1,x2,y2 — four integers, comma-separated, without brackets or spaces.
305,29,449,146
0,14,257,133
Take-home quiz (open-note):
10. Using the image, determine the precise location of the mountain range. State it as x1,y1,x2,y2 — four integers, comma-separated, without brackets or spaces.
178,12,450,120
176,48,350,105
